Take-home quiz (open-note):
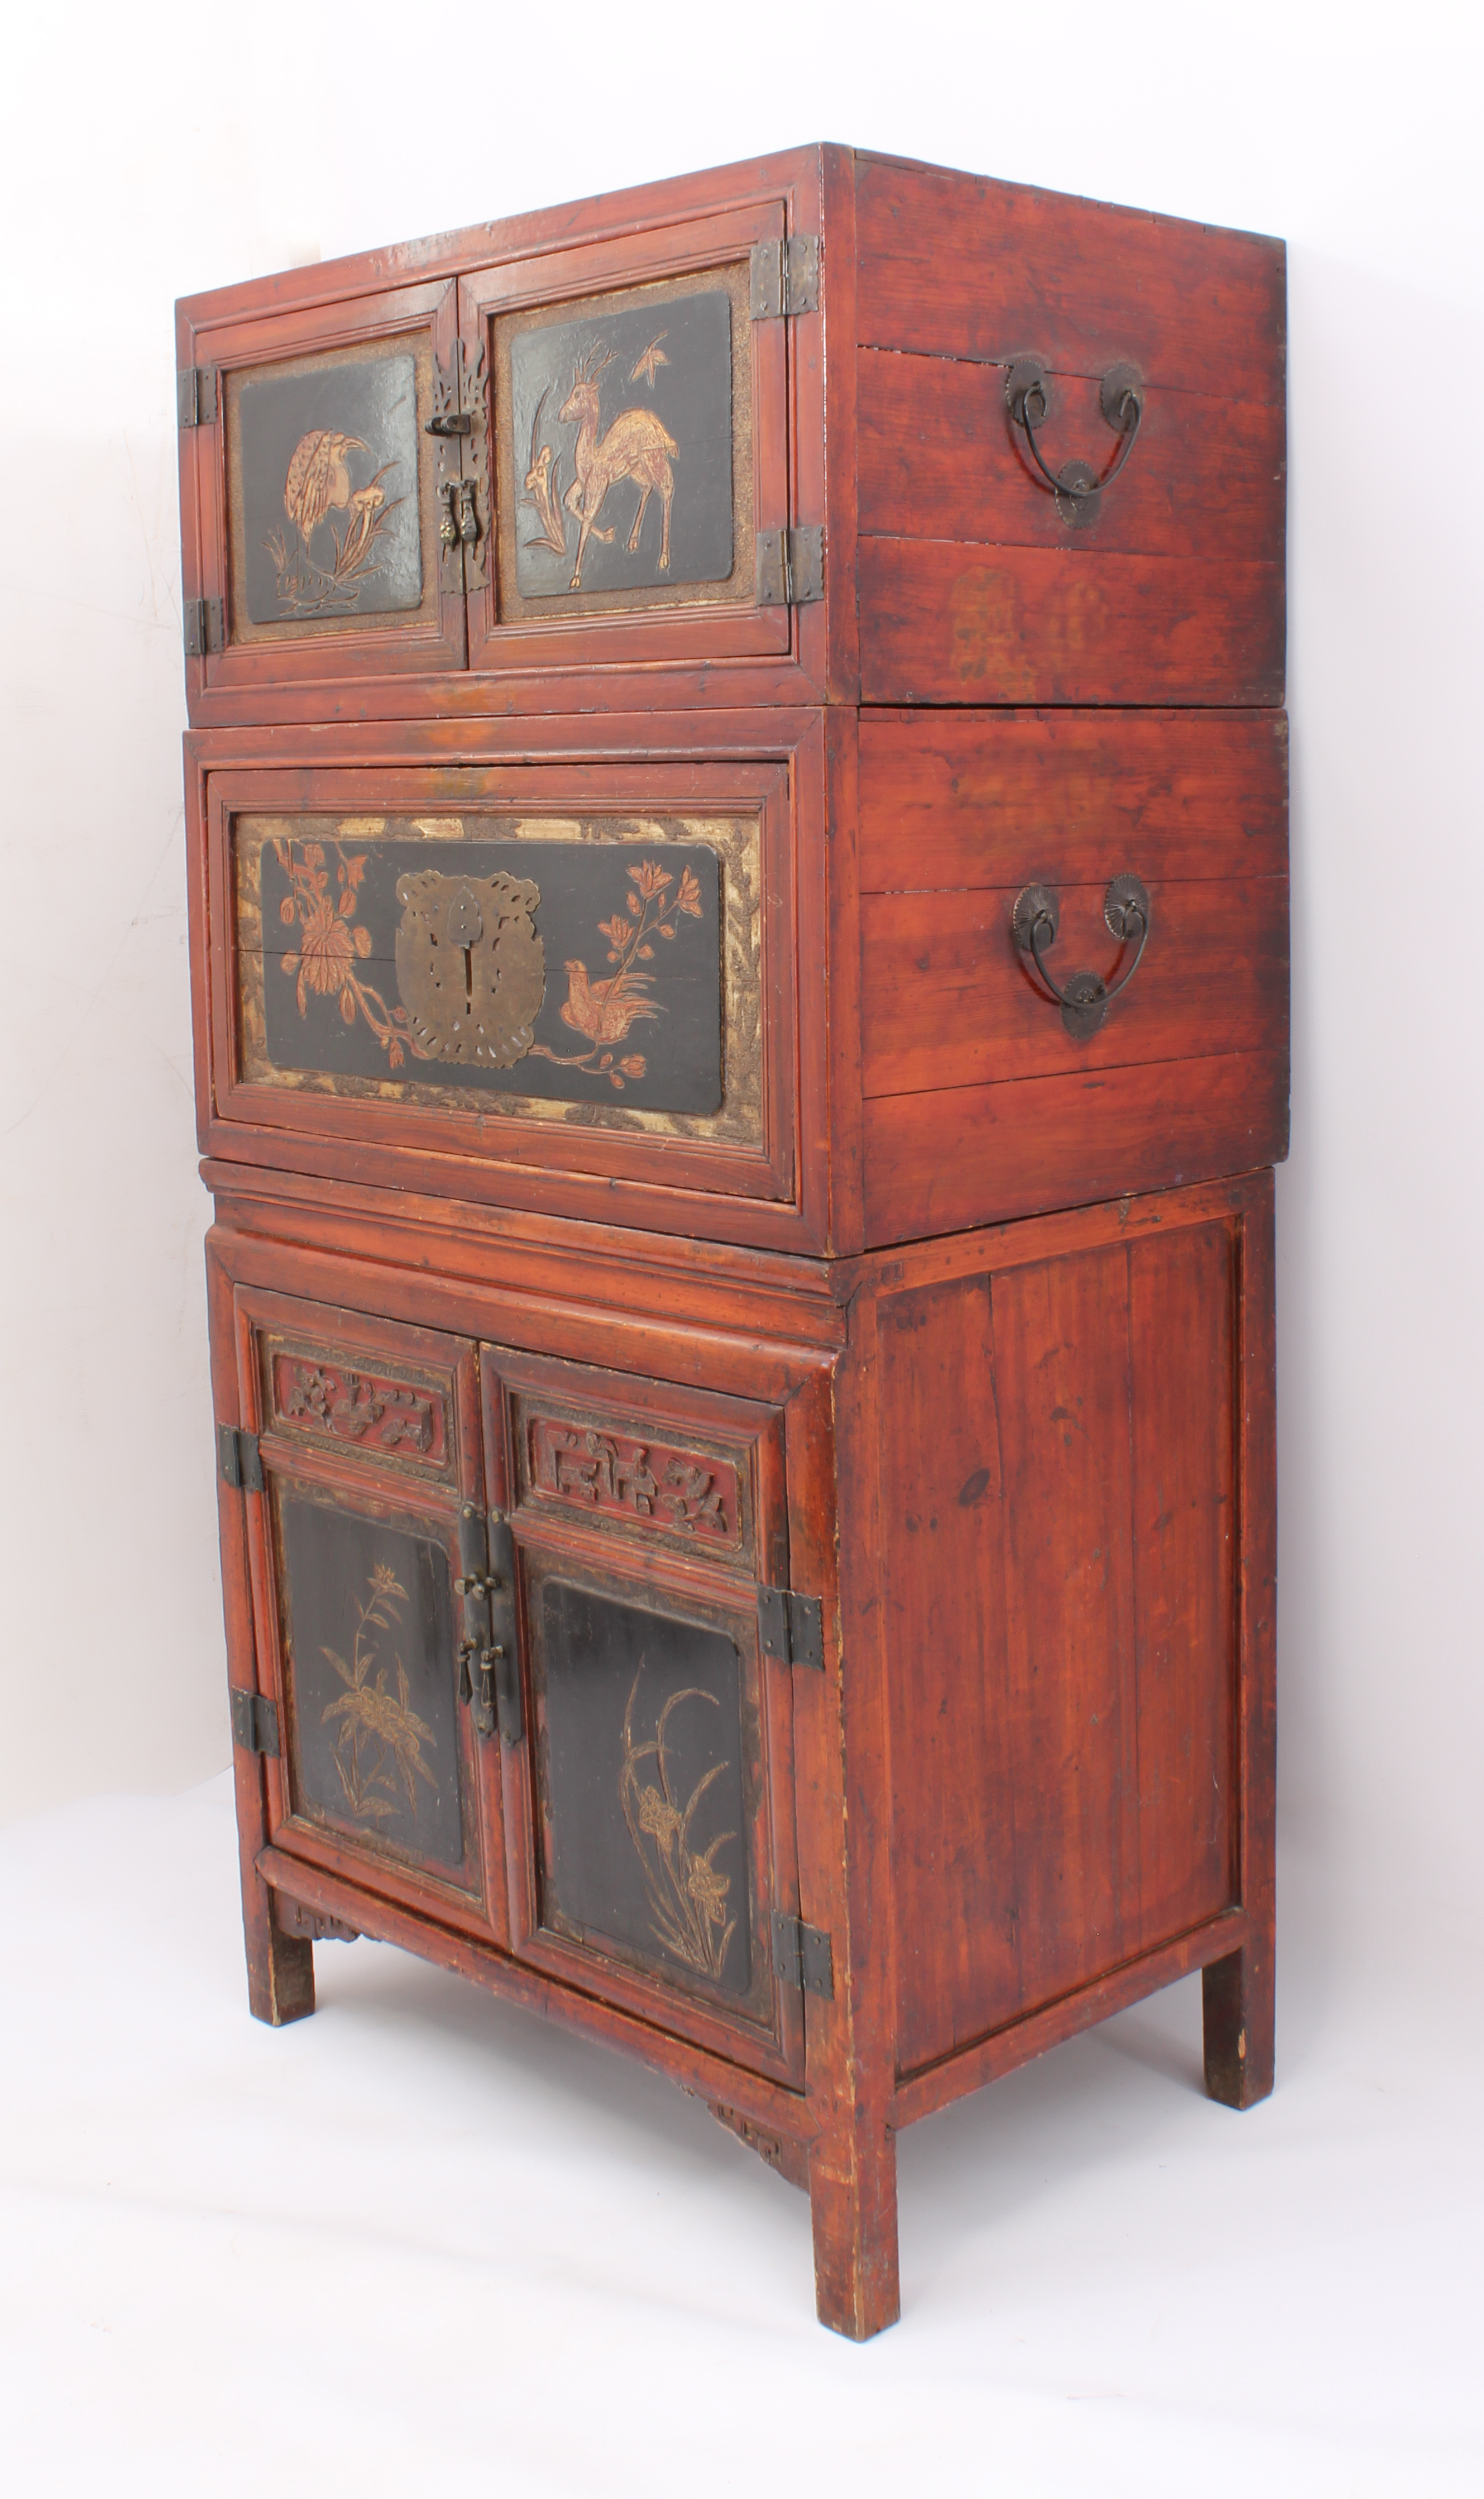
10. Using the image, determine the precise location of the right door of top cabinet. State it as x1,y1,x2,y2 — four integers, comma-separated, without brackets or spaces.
176,145,1284,727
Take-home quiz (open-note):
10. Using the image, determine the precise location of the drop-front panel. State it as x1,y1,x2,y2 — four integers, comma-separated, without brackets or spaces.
186,710,1286,1250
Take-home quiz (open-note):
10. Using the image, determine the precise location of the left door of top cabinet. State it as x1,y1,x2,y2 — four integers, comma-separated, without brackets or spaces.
177,278,470,706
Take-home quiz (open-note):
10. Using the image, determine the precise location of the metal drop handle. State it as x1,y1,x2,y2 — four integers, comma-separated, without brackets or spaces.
1005,358,1143,527
1012,875,1152,1039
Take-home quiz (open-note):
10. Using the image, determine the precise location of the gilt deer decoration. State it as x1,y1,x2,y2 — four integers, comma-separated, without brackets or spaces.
558,343,677,590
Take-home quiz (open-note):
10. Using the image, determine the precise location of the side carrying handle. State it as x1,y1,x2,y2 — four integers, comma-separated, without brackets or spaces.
1012,875,1152,1039
1005,358,1143,528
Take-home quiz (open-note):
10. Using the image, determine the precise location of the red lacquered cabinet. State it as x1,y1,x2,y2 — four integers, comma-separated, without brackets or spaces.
183,146,1286,2337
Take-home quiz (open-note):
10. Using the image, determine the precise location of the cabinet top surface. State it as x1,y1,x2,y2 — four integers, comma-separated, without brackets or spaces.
176,143,1284,329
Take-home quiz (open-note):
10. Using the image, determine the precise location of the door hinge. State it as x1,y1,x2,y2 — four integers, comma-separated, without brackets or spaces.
772,1911,834,1999
457,1502,522,1744
758,1585,825,1670
755,526,823,609
184,596,224,658
217,1423,264,1493
750,236,820,319
177,365,218,427
230,1687,280,1757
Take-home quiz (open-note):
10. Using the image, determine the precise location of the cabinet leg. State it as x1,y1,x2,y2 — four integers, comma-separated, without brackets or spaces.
1203,1936,1274,2109
241,1872,315,2027
808,2118,900,2339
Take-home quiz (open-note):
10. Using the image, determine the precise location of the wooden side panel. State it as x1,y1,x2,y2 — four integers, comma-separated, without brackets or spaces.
861,874,1287,1097
858,539,1284,709
881,1219,1240,2075
858,353,1283,562
858,709,1290,893
863,1049,1289,1243
854,154,1286,396
855,706,1289,1237
852,155,1285,708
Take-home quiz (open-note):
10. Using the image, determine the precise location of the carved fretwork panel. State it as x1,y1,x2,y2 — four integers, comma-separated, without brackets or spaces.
526,1414,743,1552
263,1340,453,1477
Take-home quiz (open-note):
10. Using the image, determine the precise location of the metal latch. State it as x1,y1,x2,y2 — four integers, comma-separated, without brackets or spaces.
184,597,225,658
177,366,218,427
217,1424,264,1493
755,527,823,609
457,1503,522,1745
230,1688,280,1757
758,1586,825,1670
772,1912,834,1999
750,236,820,319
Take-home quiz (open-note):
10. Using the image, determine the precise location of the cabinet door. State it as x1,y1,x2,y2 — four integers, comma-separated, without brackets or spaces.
458,200,799,687
478,1345,808,2085
178,279,468,706
230,1288,506,1943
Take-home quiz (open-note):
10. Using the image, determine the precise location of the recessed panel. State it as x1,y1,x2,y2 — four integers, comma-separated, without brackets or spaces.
235,810,764,1144
493,266,754,624
535,1579,753,2001
277,1493,470,1886
238,356,423,624
222,331,444,648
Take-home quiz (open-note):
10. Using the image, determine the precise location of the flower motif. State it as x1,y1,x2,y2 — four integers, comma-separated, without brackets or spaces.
629,861,674,900
619,1054,646,1078
637,1786,682,1850
676,866,702,918
687,1856,731,1927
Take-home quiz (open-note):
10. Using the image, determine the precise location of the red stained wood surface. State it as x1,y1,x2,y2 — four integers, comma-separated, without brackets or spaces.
185,142,1288,2337
858,708,1289,893
854,153,1286,399
858,352,1285,562
859,537,1285,709
880,1215,1241,2076
861,875,1287,1097
863,1049,1287,1242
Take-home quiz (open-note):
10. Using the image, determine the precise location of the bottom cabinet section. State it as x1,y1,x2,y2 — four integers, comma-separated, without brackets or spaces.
216,1279,816,2086
206,1170,1274,2336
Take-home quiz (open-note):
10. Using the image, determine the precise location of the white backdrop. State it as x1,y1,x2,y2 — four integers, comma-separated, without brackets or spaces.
3,3,1482,2484
3,0,1481,2080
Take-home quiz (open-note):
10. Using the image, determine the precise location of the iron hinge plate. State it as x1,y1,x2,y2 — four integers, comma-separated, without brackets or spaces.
755,525,823,609
772,1911,834,1999
750,236,820,319
758,1585,825,1670
229,1687,280,1757
184,597,224,658
177,365,218,427
217,1422,264,1493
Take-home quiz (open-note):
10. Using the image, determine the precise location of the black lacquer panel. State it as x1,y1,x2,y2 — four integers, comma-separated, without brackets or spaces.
238,356,423,625
536,1579,751,1998
278,1495,466,1877
256,828,723,1114
511,290,733,600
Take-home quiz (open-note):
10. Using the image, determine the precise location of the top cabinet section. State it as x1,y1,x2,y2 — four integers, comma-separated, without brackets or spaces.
176,146,1285,727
